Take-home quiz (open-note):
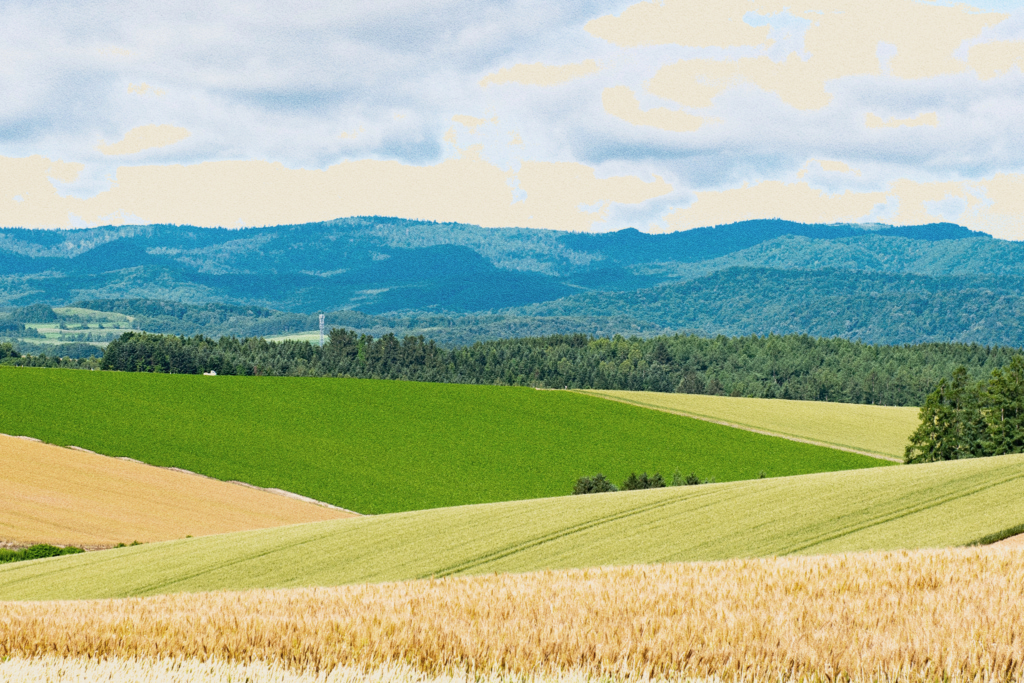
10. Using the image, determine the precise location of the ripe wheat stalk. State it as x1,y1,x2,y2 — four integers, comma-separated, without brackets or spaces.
2,546,1022,682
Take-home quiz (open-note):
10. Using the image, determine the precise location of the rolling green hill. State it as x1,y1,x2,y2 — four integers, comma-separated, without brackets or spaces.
0,368,887,515
1,453,1020,601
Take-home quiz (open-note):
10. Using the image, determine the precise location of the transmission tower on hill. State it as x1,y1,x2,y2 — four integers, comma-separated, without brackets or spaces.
319,313,325,347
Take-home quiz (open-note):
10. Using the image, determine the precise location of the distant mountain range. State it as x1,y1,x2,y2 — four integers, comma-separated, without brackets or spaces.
2,216,1024,346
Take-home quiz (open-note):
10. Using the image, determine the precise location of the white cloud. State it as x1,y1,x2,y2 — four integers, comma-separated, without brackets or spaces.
0,0,1023,237
98,125,191,155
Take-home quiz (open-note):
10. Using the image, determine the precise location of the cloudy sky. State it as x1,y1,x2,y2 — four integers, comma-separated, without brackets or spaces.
2,0,1023,237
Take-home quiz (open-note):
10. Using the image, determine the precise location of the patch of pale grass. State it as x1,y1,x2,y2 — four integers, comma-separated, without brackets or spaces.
584,390,918,458
2,546,1023,682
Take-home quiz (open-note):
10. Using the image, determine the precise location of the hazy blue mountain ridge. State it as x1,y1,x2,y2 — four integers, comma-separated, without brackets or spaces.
0,217,1005,309
515,268,1024,346
3,216,1024,346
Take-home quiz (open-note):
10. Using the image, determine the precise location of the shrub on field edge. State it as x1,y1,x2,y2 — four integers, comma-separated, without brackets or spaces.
575,470,716,494
573,474,618,494
0,544,84,564
622,472,666,490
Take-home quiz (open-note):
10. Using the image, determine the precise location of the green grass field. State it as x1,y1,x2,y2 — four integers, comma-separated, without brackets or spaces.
1,452,1020,601
585,390,919,459
264,330,322,342
4,307,137,346
0,368,888,515
50,307,134,323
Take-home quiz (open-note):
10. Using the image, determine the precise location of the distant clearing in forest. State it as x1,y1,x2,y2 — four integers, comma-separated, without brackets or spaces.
0,434,352,548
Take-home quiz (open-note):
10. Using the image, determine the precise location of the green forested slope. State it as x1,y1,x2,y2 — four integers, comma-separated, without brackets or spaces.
521,267,1024,346
1,453,1020,601
5,217,1024,345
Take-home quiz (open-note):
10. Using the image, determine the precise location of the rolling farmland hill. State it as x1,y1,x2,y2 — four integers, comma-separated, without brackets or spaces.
0,368,887,515
585,390,919,459
0,434,352,548
1,453,1021,601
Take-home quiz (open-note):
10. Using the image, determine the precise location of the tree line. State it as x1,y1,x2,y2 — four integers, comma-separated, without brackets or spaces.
905,356,1024,463
573,470,717,494
0,342,99,369
95,329,1024,407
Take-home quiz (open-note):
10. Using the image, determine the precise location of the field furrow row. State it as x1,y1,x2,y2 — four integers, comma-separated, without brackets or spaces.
3,453,1023,601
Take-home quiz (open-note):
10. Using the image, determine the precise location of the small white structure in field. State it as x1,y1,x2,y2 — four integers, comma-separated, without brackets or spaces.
203,370,217,376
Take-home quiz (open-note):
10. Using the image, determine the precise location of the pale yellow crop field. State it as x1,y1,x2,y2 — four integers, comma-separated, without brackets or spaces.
584,390,919,459
3,452,1023,601
0,434,353,548
3,546,1023,683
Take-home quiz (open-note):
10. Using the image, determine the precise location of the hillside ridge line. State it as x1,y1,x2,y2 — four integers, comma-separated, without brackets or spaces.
577,392,903,463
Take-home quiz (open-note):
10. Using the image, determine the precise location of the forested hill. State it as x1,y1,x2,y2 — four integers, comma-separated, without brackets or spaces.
0,217,1009,313
2,216,1024,346
516,268,1024,347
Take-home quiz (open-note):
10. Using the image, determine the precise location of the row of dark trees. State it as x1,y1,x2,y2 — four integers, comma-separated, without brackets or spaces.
905,356,1024,463
97,329,1024,407
0,342,101,369
573,471,712,494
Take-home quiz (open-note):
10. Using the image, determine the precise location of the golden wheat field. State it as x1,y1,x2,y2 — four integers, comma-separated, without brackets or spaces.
0,434,353,548
3,545,1023,683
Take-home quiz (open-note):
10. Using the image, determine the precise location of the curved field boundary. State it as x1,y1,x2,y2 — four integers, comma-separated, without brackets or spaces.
582,390,916,461
0,453,1022,601
0,368,889,515
0,434,353,548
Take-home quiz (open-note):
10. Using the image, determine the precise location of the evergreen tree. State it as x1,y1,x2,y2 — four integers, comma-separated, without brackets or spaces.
984,355,1024,456
572,474,618,495
904,367,987,463
0,342,19,360
621,472,666,490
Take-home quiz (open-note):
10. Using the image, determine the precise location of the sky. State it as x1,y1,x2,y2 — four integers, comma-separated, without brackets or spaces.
1,0,1023,237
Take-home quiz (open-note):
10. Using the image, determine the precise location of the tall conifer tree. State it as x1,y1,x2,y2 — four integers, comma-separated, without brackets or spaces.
905,367,986,463
984,355,1024,456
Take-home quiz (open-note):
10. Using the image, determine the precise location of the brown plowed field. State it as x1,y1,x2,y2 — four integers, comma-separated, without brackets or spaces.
0,434,354,548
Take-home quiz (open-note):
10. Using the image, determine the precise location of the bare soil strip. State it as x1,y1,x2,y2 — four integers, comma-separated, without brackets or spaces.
0,434,354,548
